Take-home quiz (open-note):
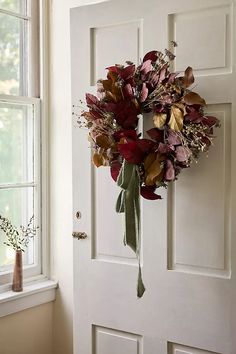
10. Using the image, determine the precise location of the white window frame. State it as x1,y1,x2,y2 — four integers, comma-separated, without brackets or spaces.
0,0,51,294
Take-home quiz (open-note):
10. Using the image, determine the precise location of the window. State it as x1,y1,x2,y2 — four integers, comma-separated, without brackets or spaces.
0,0,43,288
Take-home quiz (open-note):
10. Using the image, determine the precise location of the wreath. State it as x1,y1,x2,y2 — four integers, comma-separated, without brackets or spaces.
77,43,220,297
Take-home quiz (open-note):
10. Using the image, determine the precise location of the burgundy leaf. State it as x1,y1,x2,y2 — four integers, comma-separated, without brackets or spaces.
123,83,134,98
140,83,149,102
164,159,175,181
105,65,120,74
107,101,139,129
143,50,158,62
113,129,138,142
202,115,220,127
140,60,152,74
85,93,100,107
118,138,153,164
158,143,174,154
120,65,136,80
110,161,122,182
141,185,162,200
137,139,154,153
118,141,144,164
147,128,164,142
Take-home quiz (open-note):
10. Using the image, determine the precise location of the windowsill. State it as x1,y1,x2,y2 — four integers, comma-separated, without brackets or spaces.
0,279,57,317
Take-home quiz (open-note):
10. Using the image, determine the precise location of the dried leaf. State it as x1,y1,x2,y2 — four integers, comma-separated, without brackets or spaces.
85,93,100,107
175,146,191,162
169,106,184,132
141,186,162,200
183,66,194,88
120,64,136,80
96,135,112,149
144,153,163,186
140,60,152,74
143,51,158,62
144,152,156,171
140,83,149,102
164,159,175,181
110,161,122,181
147,128,164,142
93,153,106,167
183,92,206,106
123,83,133,98
153,113,167,129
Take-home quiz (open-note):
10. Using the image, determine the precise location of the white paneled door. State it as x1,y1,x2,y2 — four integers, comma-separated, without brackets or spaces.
70,1,236,353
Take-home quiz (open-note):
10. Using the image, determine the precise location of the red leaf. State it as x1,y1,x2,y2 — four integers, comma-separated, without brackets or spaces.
110,161,122,181
143,51,158,62
141,186,162,200
118,138,153,164
85,93,100,107
120,65,136,80
118,141,144,164
106,101,139,129
140,83,149,102
113,129,138,142
105,66,120,74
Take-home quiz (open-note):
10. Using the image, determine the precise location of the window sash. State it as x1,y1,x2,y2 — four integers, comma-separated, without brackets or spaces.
0,1,40,97
0,1,45,292
0,95,41,288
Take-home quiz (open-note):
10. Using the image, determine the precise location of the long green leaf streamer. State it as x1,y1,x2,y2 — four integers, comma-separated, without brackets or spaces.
116,160,145,298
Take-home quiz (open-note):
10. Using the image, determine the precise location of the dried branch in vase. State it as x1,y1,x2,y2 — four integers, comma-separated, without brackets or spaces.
0,215,38,252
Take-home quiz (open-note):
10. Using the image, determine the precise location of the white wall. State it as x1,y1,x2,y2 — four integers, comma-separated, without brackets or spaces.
49,1,106,353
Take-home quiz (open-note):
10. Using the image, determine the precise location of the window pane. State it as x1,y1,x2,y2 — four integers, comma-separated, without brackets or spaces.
0,0,26,15
0,186,35,268
0,13,28,95
0,101,34,184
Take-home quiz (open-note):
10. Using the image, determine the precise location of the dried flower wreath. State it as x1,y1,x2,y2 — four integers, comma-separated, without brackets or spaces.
76,44,220,297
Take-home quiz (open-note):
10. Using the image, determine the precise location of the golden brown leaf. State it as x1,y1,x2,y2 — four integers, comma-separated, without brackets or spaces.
169,105,184,132
144,152,156,171
96,135,112,149
153,113,167,129
174,102,187,116
183,92,206,106
144,153,163,186
93,153,106,167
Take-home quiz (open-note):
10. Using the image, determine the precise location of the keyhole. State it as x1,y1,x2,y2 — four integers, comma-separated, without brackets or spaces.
76,211,82,219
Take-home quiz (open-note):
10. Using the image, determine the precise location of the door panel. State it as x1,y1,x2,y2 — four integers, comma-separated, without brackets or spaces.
71,1,236,353
167,104,231,275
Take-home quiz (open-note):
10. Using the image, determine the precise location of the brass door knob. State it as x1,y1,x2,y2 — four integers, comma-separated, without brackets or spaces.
72,231,87,240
